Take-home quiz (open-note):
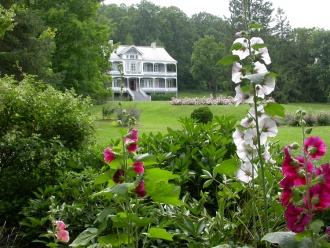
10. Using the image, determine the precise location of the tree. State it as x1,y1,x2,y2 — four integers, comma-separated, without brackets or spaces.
190,35,228,98
227,0,274,37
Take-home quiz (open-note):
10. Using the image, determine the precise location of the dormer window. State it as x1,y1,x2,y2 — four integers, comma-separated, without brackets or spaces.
129,54,138,59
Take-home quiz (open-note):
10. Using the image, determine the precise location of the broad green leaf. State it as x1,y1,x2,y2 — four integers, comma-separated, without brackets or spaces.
145,168,179,183
127,214,156,227
147,227,173,241
203,179,213,188
261,231,312,248
252,43,268,50
309,219,324,234
98,233,128,246
94,170,112,185
216,55,240,66
264,102,285,117
230,42,243,51
96,208,117,222
243,73,265,84
133,153,156,164
250,23,263,29
145,181,184,206
70,228,98,246
213,159,239,176
92,183,134,197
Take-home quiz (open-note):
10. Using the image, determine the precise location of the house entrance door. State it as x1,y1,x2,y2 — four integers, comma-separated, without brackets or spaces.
129,80,136,91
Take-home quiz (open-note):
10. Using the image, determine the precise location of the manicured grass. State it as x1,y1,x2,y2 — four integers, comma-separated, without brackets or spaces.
92,101,330,162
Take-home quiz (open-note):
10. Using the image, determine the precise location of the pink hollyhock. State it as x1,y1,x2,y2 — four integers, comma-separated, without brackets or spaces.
279,176,294,206
305,184,330,211
127,129,138,142
304,136,326,159
56,230,70,243
55,221,66,231
132,162,144,174
135,181,146,198
113,169,125,184
125,138,138,152
284,202,311,233
282,153,313,185
104,147,116,163
316,163,330,190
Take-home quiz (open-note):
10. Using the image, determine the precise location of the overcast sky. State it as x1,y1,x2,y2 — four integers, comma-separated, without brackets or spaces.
102,0,330,30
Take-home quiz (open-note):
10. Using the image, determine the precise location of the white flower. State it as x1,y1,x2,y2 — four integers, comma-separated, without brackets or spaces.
237,142,257,162
236,161,258,183
232,38,250,60
258,117,278,137
262,143,276,164
232,62,243,83
257,74,276,96
250,37,271,65
248,105,267,121
233,128,245,147
234,85,254,106
244,128,267,147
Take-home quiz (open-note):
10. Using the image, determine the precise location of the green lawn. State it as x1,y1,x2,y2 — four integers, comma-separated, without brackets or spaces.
92,101,330,151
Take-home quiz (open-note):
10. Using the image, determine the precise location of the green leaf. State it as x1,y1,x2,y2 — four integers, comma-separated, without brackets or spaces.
127,214,156,227
145,168,179,183
230,42,243,51
305,128,313,134
98,233,128,246
243,73,265,84
133,153,157,164
70,228,98,246
92,183,135,197
203,179,213,188
213,159,239,176
264,102,285,117
147,227,173,241
252,43,268,50
250,23,263,29
309,219,324,234
201,169,212,179
94,170,112,185
216,55,240,66
261,231,312,248
146,182,184,206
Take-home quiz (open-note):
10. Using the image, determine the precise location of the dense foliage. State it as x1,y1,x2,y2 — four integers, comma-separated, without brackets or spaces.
0,76,96,224
190,106,214,123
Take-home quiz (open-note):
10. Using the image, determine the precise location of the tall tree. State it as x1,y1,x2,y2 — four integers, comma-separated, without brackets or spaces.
190,35,227,98
227,0,274,37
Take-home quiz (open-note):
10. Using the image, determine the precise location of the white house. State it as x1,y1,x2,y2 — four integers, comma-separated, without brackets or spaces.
108,42,177,101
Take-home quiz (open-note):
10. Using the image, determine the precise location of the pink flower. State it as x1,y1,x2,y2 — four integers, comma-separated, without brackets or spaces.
135,181,146,198
282,157,313,185
55,221,66,231
127,129,138,142
284,202,311,233
305,184,330,211
316,163,330,190
113,169,125,184
279,176,294,206
125,138,138,152
132,162,144,174
104,147,116,163
56,230,70,243
304,136,326,159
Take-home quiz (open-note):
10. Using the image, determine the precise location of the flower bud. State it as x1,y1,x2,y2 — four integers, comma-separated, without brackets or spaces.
289,142,299,150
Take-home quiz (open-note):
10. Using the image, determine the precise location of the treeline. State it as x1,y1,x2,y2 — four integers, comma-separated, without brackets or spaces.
1,0,330,103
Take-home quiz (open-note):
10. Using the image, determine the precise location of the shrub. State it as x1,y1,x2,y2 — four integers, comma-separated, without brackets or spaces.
0,76,95,225
102,105,115,119
190,106,213,124
151,93,176,101
317,112,330,126
115,105,142,126
304,114,317,126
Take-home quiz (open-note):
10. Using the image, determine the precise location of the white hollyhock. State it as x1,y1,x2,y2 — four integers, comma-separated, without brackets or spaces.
236,161,258,183
250,37,271,65
232,38,250,60
258,117,278,137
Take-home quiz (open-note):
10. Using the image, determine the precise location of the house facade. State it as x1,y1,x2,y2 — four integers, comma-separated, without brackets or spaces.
108,42,177,101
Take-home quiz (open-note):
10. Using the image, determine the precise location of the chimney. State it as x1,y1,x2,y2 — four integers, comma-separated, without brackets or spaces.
108,40,113,45
151,42,156,48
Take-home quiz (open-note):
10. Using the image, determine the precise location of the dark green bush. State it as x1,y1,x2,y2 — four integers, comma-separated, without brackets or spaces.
190,106,213,124
151,93,176,101
0,76,95,225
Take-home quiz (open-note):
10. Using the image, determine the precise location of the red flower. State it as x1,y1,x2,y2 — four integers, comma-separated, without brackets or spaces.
128,129,138,142
113,169,125,184
304,184,330,211
304,136,326,159
125,138,138,152
282,156,313,185
279,176,294,206
135,181,146,198
104,147,116,163
316,163,330,190
284,202,311,233
132,162,144,174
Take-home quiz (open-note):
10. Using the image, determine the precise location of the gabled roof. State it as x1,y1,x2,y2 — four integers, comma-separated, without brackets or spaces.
110,45,177,63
